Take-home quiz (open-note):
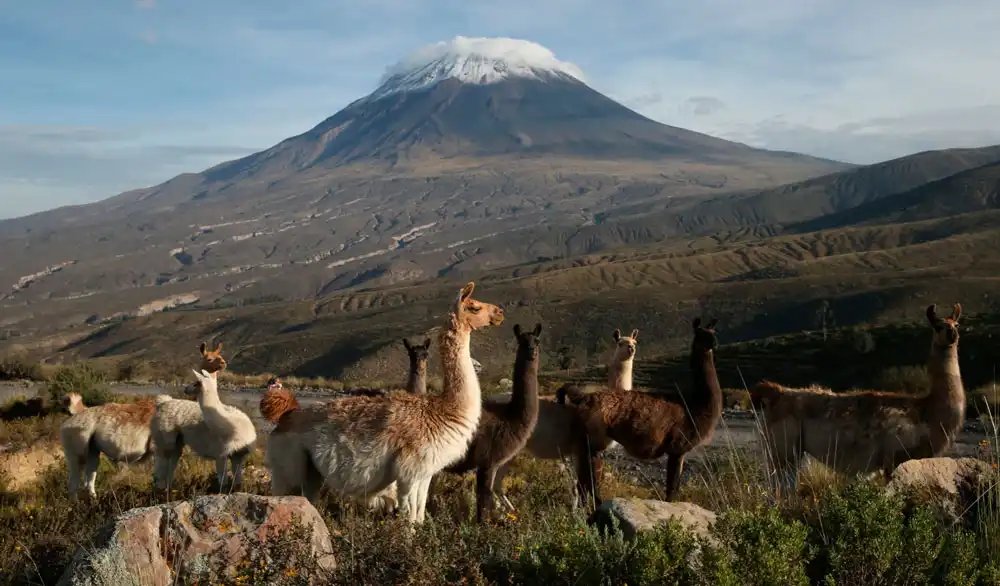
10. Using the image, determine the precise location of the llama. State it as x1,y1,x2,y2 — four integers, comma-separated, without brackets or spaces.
151,369,257,492
259,281,504,524
444,323,542,522
59,393,171,500
748,303,966,495
149,341,249,492
483,327,640,509
65,392,87,415
567,318,722,506
403,337,431,394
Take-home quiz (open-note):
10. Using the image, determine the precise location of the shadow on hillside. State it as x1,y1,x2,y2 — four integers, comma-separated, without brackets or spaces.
292,335,380,379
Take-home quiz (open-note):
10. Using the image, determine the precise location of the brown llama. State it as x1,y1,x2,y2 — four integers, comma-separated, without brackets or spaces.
259,282,504,524
748,304,966,495
484,327,639,509
444,323,542,522
567,318,722,506
402,337,431,394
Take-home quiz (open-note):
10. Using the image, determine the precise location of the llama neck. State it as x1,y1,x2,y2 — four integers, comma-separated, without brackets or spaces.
438,315,479,413
197,381,230,428
925,342,965,428
689,349,723,432
609,358,634,391
407,362,427,394
505,348,540,425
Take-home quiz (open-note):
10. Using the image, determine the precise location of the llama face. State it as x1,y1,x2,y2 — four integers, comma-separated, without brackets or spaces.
183,369,218,398
199,342,227,372
403,338,431,367
612,328,638,360
927,303,961,347
455,282,505,330
691,318,719,353
513,323,543,360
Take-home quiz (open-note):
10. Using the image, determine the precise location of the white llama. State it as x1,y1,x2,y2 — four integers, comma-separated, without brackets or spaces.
59,393,171,500
259,281,505,524
150,369,257,491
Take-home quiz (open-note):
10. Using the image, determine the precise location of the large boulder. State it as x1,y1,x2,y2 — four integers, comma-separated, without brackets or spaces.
887,457,993,521
57,493,335,586
589,498,717,541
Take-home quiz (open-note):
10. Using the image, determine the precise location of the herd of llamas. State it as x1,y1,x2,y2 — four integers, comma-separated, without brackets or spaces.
55,282,969,526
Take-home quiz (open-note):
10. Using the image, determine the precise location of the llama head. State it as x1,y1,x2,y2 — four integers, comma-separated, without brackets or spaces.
266,377,282,391
611,328,639,362
513,323,543,360
403,338,431,367
926,303,961,347
64,392,84,414
184,368,219,398
691,318,719,354
199,342,227,373
453,282,505,331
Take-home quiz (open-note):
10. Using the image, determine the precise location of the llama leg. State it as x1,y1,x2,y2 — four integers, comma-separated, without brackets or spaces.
229,449,249,491
215,458,228,492
664,454,685,501
492,463,515,512
475,467,498,523
415,476,433,523
83,443,101,498
66,455,83,501
574,442,603,509
396,478,420,525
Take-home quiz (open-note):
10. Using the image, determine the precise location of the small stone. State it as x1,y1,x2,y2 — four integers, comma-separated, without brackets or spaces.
589,498,717,541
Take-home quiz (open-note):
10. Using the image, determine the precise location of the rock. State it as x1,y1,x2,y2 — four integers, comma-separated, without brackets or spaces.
589,498,717,541
887,457,993,521
498,378,513,390
471,357,483,374
57,493,335,586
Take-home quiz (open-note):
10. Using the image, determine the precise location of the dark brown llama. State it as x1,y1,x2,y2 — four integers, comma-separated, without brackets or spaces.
403,337,431,394
567,318,722,506
445,323,542,522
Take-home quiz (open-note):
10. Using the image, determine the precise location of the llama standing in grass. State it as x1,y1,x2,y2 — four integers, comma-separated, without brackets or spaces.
149,341,254,491
403,337,431,394
259,281,504,524
748,304,966,496
483,327,640,509
59,391,171,500
151,368,257,492
567,318,723,506
444,323,542,521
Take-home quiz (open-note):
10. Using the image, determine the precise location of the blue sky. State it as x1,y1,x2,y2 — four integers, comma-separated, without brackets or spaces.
2,0,999,219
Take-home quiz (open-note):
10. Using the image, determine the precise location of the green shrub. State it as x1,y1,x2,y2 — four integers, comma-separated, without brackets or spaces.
0,355,45,381
707,506,812,586
45,363,112,406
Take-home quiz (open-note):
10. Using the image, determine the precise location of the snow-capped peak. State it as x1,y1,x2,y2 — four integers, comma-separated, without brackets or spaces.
367,36,585,101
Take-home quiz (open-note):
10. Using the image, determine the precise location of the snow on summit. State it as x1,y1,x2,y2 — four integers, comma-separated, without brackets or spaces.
367,36,586,101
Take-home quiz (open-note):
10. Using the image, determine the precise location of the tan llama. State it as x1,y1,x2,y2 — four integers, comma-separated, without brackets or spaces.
567,318,723,506
60,392,172,500
484,327,639,509
149,341,256,491
748,304,966,495
259,282,504,524
65,392,87,415
403,337,431,394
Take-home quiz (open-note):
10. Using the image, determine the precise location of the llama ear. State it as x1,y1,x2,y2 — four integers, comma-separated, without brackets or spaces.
403,338,412,350
613,329,621,342
215,343,223,353
201,369,214,379
533,323,543,337
514,324,523,337
951,303,962,322
630,329,639,340
191,368,205,380
459,282,475,302
707,318,718,330
926,304,938,324
199,342,207,355
422,338,431,349
693,317,702,330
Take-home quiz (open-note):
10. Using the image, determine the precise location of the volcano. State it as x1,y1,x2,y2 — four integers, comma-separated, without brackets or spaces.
0,36,849,342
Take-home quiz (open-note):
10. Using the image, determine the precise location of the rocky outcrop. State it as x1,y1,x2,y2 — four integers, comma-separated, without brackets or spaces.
887,457,994,521
57,493,335,586
589,498,717,541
